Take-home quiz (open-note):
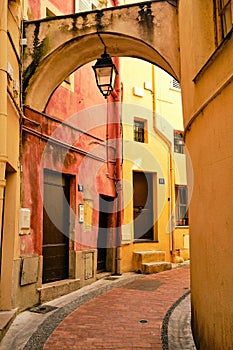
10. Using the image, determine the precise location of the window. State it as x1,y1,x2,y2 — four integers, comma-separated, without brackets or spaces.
134,119,147,143
175,186,189,226
216,0,233,41
174,130,184,154
75,0,99,12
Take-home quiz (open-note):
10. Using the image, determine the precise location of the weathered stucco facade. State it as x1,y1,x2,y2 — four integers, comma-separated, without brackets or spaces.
119,59,189,272
19,0,122,309
0,0,233,348
0,0,21,313
179,2,233,349
22,0,180,111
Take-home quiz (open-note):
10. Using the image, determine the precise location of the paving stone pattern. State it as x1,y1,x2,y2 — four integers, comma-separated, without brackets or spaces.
167,293,196,349
43,266,190,349
0,266,195,350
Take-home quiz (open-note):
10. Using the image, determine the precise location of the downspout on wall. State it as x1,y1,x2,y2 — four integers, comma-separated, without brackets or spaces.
0,0,8,263
151,65,175,255
112,56,122,275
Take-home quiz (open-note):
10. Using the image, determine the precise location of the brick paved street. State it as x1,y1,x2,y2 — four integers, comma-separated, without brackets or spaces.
43,266,190,349
0,265,195,350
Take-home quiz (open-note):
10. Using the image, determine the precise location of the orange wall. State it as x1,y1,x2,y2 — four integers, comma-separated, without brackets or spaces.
179,1,233,348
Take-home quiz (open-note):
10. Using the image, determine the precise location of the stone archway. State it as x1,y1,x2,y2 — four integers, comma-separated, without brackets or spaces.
23,1,180,111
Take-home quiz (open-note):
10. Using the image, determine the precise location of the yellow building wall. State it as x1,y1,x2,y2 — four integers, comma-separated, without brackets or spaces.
155,67,183,131
186,88,233,349
0,1,21,310
179,1,233,348
120,57,189,272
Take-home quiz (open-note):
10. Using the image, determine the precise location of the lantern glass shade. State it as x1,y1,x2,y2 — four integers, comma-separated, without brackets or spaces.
92,51,118,98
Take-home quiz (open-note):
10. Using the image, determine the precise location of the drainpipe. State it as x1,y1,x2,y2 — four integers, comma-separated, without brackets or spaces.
109,0,122,276
151,65,174,255
108,54,122,274
0,0,8,259
168,152,175,254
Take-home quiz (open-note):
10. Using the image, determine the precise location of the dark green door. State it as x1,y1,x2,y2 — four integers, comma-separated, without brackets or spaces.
43,170,70,283
97,195,114,272
133,171,154,240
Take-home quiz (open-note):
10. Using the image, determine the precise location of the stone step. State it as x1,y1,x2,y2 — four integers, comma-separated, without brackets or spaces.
38,278,81,303
133,250,166,263
0,309,18,342
141,262,172,274
133,250,166,272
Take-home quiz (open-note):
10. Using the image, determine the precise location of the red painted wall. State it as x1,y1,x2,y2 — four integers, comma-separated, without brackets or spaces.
27,0,74,20
48,0,74,14
27,0,41,19
22,0,122,257
46,64,105,121
21,107,117,255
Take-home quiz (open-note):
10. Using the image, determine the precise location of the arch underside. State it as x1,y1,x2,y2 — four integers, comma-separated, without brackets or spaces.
23,2,180,111
24,33,179,111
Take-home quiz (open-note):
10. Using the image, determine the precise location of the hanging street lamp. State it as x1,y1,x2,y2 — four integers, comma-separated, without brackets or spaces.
92,48,118,98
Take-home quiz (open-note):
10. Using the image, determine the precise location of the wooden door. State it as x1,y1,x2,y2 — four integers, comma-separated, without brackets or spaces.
97,195,114,272
133,171,154,240
43,170,70,283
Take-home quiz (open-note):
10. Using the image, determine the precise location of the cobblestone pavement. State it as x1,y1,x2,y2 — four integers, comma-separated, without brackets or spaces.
0,265,196,350
167,293,196,349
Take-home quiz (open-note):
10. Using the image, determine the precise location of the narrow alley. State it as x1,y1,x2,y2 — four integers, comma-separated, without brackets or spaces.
0,265,196,350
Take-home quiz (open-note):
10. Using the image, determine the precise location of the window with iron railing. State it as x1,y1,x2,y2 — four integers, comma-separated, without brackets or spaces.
171,78,181,90
134,119,147,143
174,130,184,154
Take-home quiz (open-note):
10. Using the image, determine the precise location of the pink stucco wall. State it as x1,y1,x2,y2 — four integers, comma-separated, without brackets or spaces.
21,106,117,255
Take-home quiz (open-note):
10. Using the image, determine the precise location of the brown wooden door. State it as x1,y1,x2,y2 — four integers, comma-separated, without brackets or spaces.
43,171,70,283
133,171,154,240
97,195,114,272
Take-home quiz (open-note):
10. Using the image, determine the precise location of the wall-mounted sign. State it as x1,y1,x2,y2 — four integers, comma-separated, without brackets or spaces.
78,184,84,192
79,204,84,223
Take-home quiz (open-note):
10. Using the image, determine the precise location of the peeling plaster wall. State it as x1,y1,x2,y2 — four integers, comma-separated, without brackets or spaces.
21,106,117,256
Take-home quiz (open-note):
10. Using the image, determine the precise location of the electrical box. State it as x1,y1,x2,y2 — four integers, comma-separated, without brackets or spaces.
133,86,144,97
19,208,30,235
144,81,152,91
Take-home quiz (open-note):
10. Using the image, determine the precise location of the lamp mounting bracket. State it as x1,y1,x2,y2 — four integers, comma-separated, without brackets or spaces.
97,31,107,51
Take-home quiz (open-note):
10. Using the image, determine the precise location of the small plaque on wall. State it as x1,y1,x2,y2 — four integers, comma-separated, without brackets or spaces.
159,178,165,184
78,184,84,192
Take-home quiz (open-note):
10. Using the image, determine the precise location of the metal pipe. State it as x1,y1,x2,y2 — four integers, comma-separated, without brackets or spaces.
112,56,122,275
0,0,8,259
24,106,105,142
22,125,108,162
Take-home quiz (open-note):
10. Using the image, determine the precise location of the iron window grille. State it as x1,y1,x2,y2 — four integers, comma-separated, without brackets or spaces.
134,120,145,143
172,78,181,90
174,130,184,154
